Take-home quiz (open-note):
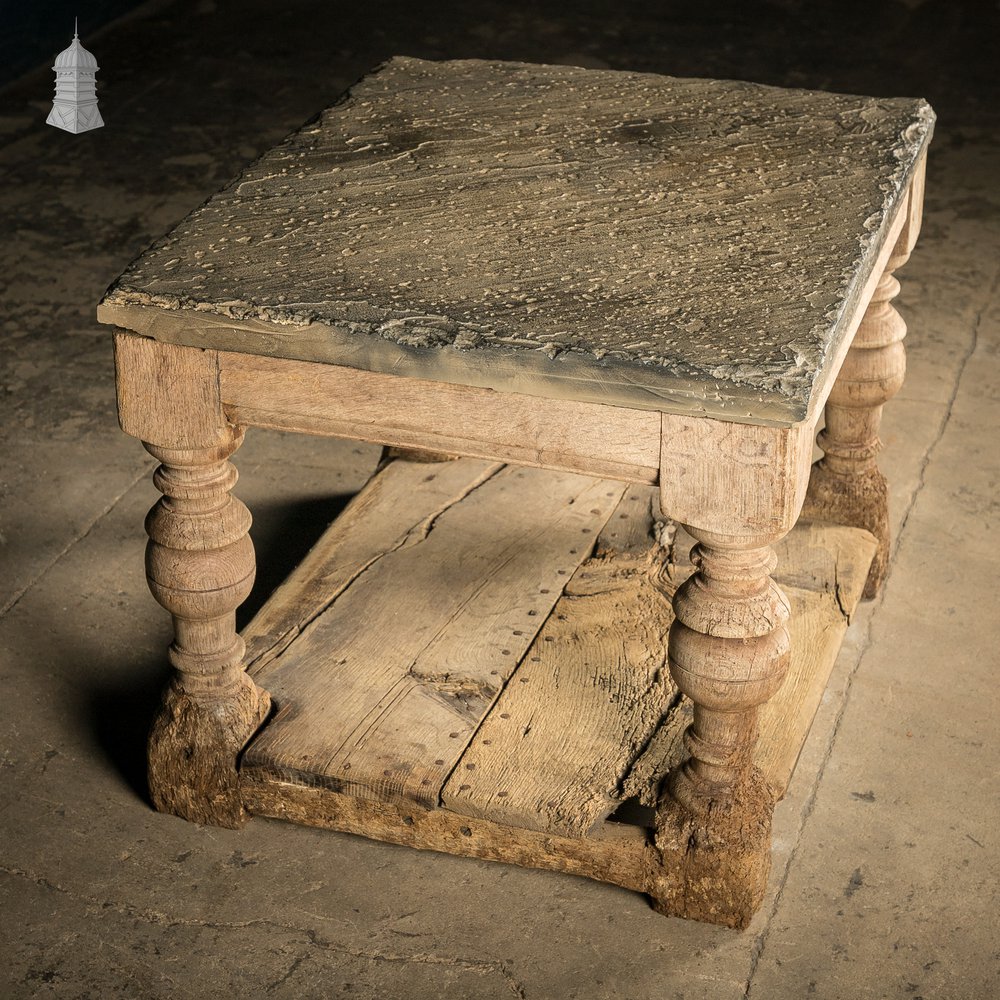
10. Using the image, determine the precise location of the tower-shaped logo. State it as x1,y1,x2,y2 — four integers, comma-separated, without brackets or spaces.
46,20,104,134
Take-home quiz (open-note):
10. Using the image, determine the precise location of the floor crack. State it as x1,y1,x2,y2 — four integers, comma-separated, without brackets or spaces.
742,262,1000,999
305,929,528,998
1,863,528,997
0,460,153,620
892,264,998,557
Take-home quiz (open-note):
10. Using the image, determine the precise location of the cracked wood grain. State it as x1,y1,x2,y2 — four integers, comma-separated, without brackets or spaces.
441,556,677,836
242,456,506,672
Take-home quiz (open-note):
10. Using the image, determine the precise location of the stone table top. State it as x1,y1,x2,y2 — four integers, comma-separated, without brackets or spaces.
99,56,934,424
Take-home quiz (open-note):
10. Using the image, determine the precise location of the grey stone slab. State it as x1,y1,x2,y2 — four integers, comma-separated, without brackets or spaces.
101,56,933,423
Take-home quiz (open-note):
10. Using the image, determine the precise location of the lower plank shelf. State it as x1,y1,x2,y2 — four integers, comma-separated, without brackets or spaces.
238,456,876,906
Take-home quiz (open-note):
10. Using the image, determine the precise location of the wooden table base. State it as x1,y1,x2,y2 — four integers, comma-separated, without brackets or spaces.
235,456,875,926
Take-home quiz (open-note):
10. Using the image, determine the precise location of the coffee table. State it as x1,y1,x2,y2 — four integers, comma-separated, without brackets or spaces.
97,57,933,927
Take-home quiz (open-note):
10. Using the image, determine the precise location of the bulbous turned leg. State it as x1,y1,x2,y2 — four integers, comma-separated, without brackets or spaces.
649,528,791,928
144,429,270,828
803,248,910,598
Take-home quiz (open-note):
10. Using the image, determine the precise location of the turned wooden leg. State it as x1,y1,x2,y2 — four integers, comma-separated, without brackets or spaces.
114,332,271,827
649,527,791,928
802,246,910,598
144,430,270,828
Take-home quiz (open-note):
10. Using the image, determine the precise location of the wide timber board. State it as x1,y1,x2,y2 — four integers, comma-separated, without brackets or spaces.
241,459,876,848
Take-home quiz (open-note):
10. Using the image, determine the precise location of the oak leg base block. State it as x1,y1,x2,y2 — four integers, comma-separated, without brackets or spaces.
149,675,271,829
802,460,889,599
650,770,775,929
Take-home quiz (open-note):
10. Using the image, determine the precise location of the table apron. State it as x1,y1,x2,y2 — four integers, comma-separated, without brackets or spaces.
218,352,661,484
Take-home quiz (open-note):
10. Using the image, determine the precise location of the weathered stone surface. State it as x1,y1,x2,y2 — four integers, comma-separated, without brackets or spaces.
101,56,933,423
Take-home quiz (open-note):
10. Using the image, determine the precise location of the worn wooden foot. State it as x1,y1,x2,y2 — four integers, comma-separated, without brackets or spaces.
649,528,791,928
144,431,270,828
803,239,913,598
803,461,891,600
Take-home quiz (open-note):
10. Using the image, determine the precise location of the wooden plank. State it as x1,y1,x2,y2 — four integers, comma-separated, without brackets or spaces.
241,777,652,895
216,351,661,484
243,457,504,671
243,463,626,809
595,483,659,558
246,523,875,820
440,560,676,836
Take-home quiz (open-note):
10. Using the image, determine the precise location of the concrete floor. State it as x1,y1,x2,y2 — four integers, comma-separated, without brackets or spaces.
1,1,998,997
